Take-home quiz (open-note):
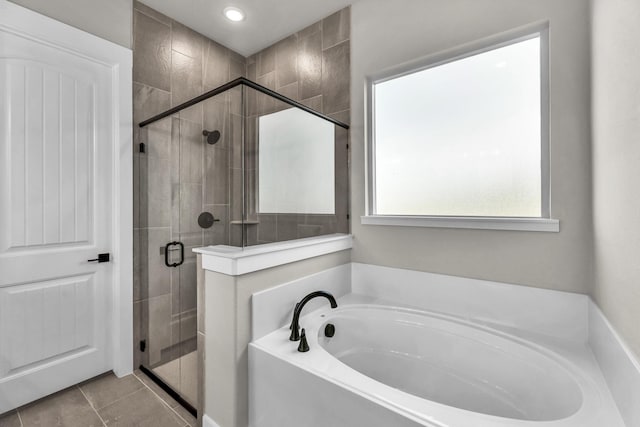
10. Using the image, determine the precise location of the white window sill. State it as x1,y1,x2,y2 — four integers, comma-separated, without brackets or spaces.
360,216,559,232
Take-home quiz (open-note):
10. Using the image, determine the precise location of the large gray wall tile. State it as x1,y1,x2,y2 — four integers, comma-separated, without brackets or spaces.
139,155,171,228
322,7,350,49
322,41,350,114
276,35,298,89
257,45,275,77
171,50,203,107
140,227,171,299
133,11,171,91
134,0,171,25
205,147,229,205
204,205,229,245
180,183,204,234
298,30,322,100
0,411,21,427
133,83,171,125
147,294,172,365
179,119,205,184
204,41,230,90
172,21,204,59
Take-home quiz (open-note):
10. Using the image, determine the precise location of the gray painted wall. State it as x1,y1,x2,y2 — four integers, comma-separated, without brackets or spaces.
591,0,640,357
8,0,132,48
350,0,593,294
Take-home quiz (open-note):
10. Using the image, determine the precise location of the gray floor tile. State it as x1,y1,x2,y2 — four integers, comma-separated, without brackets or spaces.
171,405,196,427
134,371,180,409
19,387,103,427
79,373,144,410
97,388,184,427
0,411,21,427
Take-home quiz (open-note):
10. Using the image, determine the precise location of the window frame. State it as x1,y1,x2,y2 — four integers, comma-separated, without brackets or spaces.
364,23,558,232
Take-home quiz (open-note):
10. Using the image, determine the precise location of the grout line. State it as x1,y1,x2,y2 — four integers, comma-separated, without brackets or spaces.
322,38,350,52
132,371,192,426
76,386,108,427
16,410,24,427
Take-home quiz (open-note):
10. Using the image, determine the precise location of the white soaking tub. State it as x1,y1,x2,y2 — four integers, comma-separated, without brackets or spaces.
249,303,625,427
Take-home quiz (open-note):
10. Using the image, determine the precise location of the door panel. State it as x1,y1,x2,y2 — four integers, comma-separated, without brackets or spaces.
0,20,113,413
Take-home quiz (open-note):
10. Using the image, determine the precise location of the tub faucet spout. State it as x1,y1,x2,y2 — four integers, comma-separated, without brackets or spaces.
289,291,338,342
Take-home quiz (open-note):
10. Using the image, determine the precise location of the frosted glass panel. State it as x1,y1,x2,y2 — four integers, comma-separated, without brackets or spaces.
374,37,542,217
259,108,335,214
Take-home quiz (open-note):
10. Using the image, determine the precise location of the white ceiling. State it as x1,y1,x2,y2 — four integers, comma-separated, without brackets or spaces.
140,0,354,57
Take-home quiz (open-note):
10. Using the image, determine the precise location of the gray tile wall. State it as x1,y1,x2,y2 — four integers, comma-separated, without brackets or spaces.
133,2,351,411
132,1,245,378
244,7,351,245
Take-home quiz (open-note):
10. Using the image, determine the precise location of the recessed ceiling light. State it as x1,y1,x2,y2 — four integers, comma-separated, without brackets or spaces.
224,7,245,22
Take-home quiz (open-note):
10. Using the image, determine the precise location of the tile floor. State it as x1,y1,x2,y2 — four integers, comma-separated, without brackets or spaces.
153,351,198,407
0,371,197,427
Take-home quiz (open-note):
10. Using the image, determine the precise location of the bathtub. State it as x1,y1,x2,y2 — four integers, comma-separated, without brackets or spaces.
249,302,624,427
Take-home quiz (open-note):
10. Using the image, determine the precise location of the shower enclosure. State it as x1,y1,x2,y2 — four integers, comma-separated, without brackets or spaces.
136,78,349,414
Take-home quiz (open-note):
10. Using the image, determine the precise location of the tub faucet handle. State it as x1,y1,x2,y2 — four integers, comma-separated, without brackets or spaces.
289,290,338,343
298,328,309,352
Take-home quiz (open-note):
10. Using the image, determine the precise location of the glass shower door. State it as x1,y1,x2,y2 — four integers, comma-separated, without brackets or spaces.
139,89,241,411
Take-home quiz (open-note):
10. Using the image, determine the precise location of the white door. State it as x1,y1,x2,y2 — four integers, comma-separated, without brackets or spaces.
0,8,118,413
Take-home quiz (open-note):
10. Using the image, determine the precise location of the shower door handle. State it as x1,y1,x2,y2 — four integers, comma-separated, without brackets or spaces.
164,241,184,268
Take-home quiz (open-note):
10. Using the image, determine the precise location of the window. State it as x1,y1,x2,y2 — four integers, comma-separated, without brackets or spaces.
258,108,335,214
366,29,557,231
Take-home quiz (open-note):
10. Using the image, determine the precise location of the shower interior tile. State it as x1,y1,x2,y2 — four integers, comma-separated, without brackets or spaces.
257,214,277,243
257,45,276,77
298,30,323,100
139,155,171,228
179,257,198,313
204,40,230,90
140,227,171,299
300,95,323,114
322,7,350,50
203,204,230,245
230,168,243,221
147,294,172,366
298,21,322,39
134,0,171,25
171,50,203,105
228,85,243,116
205,147,230,205
203,94,230,150
133,10,171,91
133,83,171,131
179,119,205,184
231,114,244,169
322,41,350,114
277,81,299,102
230,56,246,81
171,21,205,60
276,34,298,89
178,103,203,129
298,223,324,238
179,183,203,233
246,61,257,81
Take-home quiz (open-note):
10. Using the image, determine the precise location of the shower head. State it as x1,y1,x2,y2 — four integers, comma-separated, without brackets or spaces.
202,129,221,145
